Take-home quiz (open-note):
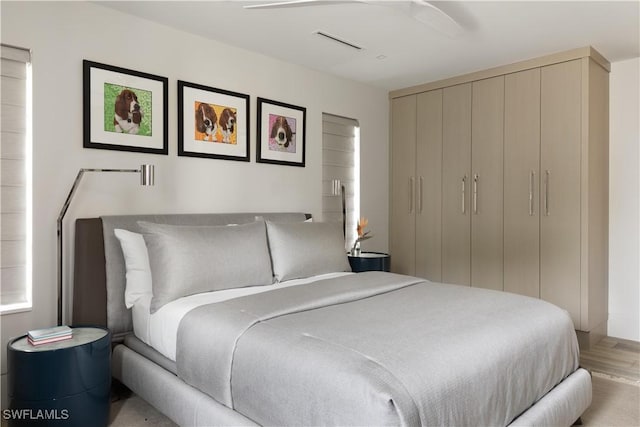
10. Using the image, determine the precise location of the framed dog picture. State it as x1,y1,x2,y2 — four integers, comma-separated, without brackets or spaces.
83,60,168,154
178,80,250,162
257,97,306,167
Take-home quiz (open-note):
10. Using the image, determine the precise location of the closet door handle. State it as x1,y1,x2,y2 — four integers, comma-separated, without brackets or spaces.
418,176,424,214
409,177,415,214
473,174,479,215
529,170,535,216
544,170,550,216
461,175,467,214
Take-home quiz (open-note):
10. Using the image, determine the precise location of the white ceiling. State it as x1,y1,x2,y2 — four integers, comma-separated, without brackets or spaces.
97,0,640,91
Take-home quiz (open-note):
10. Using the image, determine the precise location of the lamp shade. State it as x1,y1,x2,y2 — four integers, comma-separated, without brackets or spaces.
140,164,154,186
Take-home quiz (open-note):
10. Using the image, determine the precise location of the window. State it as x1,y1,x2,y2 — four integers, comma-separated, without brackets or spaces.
1,44,32,313
321,113,360,250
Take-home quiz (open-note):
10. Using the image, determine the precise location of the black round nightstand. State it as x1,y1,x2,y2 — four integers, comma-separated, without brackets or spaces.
7,327,111,427
348,251,391,272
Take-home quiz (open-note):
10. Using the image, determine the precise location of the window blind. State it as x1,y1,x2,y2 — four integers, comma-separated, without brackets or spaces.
1,44,31,308
322,113,359,251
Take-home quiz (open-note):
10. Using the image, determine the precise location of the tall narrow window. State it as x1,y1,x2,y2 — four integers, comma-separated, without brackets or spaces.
1,44,32,313
322,113,360,250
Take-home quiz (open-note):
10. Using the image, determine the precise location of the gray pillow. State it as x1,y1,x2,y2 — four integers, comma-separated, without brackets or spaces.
266,221,351,282
138,221,273,313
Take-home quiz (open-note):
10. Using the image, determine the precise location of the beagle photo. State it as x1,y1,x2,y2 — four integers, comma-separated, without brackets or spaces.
195,102,218,142
269,115,295,150
113,88,143,134
218,108,237,143
256,97,305,166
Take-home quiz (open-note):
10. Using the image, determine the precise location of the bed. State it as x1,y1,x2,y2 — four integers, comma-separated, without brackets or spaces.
72,212,592,426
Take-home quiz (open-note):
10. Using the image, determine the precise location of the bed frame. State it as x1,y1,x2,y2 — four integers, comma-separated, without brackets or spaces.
72,213,591,427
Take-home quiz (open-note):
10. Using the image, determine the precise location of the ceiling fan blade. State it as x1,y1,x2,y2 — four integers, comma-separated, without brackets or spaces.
410,1,462,38
243,0,355,10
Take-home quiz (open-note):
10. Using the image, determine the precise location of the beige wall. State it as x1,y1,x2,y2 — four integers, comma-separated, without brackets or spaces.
0,1,389,406
608,57,640,341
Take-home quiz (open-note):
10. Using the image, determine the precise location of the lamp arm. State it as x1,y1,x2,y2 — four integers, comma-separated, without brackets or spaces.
58,170,85,225
57,169,139,224
56,167,141,325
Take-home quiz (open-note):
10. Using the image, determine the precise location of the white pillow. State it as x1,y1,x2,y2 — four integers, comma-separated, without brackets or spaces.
114,228,152,309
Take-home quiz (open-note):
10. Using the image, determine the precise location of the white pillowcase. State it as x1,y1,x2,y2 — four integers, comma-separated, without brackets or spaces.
114,228,153,309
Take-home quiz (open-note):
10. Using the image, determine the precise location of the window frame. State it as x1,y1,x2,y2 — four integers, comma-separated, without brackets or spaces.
1,44,32,314
321,113,360,251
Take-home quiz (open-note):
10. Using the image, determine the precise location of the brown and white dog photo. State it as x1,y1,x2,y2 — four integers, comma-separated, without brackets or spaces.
113,89,143,134
195,102,217,142
270,116,293,148
218,108,236,143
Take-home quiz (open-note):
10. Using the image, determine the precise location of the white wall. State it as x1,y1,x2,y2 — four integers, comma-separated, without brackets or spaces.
0,0,389,402
608,57,640,341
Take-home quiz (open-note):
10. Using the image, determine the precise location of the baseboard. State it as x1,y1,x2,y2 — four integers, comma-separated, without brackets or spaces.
576,321,607,351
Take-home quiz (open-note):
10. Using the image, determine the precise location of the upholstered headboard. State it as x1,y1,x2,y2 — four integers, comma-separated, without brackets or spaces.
72,212,311,342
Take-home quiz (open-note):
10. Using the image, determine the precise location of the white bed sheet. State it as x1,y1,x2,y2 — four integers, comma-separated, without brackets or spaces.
132,272,353,361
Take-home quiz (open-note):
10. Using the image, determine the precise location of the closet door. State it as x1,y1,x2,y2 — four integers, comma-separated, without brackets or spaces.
471,76,504,291
504,68,541,298
540,60,582,326
390,95,417,275
442,84,472,286
415,90,443,281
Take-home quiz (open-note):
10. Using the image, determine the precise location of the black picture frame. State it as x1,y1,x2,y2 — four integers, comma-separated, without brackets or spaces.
256,97,306,167
83,60,168,155
177,80,250,162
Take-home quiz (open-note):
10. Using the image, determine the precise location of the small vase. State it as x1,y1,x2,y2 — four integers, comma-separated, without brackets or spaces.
352,241,361,256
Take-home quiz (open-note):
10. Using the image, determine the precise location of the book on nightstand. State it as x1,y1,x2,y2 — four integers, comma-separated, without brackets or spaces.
27,325,73,345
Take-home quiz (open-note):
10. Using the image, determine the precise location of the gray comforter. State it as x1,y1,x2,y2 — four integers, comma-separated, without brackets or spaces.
177,272,579,426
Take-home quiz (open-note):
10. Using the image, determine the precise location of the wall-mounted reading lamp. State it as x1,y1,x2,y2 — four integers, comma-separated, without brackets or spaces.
329,179,346,238
56,165,155,326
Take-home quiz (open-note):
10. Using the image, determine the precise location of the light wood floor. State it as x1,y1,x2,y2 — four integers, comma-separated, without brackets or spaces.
580,336,640,382
582,373,640,426
578,336,640,426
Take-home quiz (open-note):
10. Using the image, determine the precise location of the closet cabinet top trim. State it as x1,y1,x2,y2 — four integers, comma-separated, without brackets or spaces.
389,46,610,100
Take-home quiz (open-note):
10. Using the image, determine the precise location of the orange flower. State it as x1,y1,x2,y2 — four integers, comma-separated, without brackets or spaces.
352,217,372,254
357,217,369,237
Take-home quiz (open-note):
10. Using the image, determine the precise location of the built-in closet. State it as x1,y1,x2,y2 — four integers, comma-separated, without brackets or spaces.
389,47,609,348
